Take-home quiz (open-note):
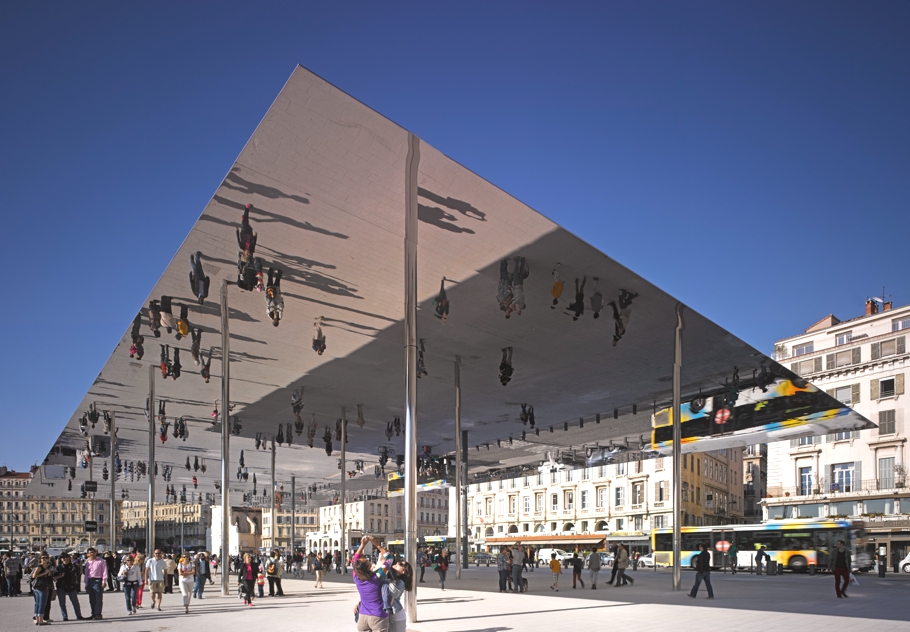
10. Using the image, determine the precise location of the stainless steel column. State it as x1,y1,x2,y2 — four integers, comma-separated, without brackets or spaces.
110,412,117,552
340,406,346,571
220,279,231,596
290,476,296,558
88,449,94,550
180,501,185,554
454,356,462,580
270,438,276,551
462,430,468,568
672,302,685,591
403,132,420,623
148,365,156,554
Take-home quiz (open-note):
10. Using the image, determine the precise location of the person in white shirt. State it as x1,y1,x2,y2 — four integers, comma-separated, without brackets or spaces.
144,550,168,611
177,556,196,613
117,556,142,615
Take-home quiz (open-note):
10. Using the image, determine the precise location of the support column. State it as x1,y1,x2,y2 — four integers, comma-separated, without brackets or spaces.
403,131,420,624
454,356,462,580
291,475,296,559
148,365,156,554
88,450,94,550
180,501,185,555
220,279,231,596
461,429,469,568
672,302,685,591
110,412,117,552
270,439,276,551
340,406,347,573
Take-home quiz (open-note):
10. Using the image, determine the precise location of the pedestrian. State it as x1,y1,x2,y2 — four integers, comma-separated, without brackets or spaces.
175,304,191,340
265,267,284,327
567,276,587,320
590,277,604,318
728,543,738,574
434,549,449,590
237,204,258,263
571,552,585,589
144,550,167,611
133,553,146,608
417,339,428,378
511,545,526,593
688,543,714,600
510,256,529,316
433,277,449,323
200,346,212,383
171,347,182,380
499,347,514,386
148,300,162,338
587,548,601,589
607,543,619,585
193,553,208,599
313,553,324,588
164,553,176,594
31,553,55,626
160,344,172,378
256,565,265,598
55,553,85,621
352,536,392,632
129,312,145,359
496,258,514,318
417,547,427,583
755,546,767,575
4,553,22,596
527,546,536,571
829,539,852,599
189,251,210,305
117,555,141,615
177,555,195,614
632,550,640,571
237,553,258,606
614,544,633,587
609,289,638,346
550,263,564,308
159,296,177,334
82,548,107,620
497,547,510,593
549,553,561,591
382,558,413,632
312,316,327,355
266,551,284,596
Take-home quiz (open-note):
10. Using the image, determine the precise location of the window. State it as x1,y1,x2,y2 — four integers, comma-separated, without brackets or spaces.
831,463,855,492
799,466,813,495
835,350,854,367
581,490,589,510
509,496,516,514
535,493,543,512
656,457,665,470
498,498,505,515
551,494,558,511
797,359,816,375
597,488,607,508
614,487,624,507
793,342,814,357
581,520,588,532
617,462,626,475
485,498,492,516
655,480,667,502
653,515,664,529
632,483,643,505
893,317,910,332
798,436,816,446
879,457,895,489
615,518,625,531
881,378,896,398
565,491,574,510
634,516,643,531
523,496,530,513
836,331,853,346
879,410,896,435
833,431,852,441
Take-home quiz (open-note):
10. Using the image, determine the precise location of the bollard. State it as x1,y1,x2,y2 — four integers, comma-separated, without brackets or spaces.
809,563,816,576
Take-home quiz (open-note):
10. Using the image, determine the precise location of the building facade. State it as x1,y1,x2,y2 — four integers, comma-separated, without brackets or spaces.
1,468,119,552
743,444,768,523
766,300,910,564
464,452,744,552
121,500,212,553
261,505,320,550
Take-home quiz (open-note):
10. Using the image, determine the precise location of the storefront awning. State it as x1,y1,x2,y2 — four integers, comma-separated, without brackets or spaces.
486,534,607,546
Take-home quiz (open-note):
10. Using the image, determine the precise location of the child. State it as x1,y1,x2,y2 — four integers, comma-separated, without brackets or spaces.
549,553,562,592
551,263,564,308
256,568,265,598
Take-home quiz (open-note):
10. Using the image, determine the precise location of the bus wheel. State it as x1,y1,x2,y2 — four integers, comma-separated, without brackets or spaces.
789,556,807,572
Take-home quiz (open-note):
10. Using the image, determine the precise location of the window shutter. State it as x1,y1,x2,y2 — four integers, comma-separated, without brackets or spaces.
791,362,799,373
851,383,860,404
898,337,906,355
826,354,835,370
897,373,905,396
852,429,861,439
851,347,861,364
654,481,660,501
814,357,823,373
854,461,862,487
790,438,798,448
871,342,881,360
826,432,834,443
871,379,880,400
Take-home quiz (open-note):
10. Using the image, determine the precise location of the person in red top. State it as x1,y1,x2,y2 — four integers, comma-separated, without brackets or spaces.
236,553,259,606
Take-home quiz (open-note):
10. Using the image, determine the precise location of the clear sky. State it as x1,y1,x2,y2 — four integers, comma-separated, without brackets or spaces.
1,2,908,471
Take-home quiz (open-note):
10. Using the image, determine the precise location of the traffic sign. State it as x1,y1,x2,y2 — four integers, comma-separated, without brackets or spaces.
84,481,98,493
715,540,730,552
84,521,98,533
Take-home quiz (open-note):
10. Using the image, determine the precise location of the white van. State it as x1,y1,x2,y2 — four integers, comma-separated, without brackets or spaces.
536,548,572,564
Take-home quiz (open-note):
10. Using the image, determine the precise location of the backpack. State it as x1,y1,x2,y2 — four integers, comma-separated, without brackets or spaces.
313,558,323,571
267,561,277,575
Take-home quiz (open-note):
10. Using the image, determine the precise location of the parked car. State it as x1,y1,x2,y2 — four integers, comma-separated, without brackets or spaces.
472,552,492,566
637,553,655,568
597,552,615,567
537,548,572,564
900,551,910,574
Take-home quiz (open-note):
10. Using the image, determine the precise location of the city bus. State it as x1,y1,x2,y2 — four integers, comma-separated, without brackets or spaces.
652,519,871,572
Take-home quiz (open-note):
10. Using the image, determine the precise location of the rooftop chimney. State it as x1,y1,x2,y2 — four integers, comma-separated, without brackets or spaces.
866,299,878,316
883,301,893,311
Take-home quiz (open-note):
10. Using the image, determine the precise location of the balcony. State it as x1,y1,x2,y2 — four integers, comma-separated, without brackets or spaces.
768,478,908,499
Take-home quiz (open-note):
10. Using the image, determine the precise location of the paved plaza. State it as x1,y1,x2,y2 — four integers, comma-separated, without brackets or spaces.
2,567,907,631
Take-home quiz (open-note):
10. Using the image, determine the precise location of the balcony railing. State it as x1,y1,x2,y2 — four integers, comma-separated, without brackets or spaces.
768,477,908,498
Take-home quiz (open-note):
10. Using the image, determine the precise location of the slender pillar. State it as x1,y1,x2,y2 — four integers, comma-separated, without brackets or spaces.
454,356,462,580
147,365,156,554
270,439,276,551
403,132,420,623
462,430,468,567
672,302,685,591
88,450,94,550
220,279,231,596
340,406,346,572
110,412,117,552
180,501,185,554
290,476,296,558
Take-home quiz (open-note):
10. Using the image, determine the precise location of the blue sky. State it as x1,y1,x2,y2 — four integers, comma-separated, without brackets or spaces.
1,2,908,471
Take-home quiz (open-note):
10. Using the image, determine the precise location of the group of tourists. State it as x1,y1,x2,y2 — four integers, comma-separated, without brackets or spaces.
3,548,218,625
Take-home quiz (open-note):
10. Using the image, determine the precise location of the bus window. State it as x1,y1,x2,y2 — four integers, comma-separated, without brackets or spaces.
654,533,672,551
752,532,782,552
681,532,711,552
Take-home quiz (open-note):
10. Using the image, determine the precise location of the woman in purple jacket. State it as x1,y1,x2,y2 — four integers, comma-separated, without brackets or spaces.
352,536,392,631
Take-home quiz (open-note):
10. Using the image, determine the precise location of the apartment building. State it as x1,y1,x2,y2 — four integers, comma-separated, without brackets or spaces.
260,505,320,549
121,500,212,552
1,468,119,552
465,451,744,553
743,444,768,523
766,299,910,563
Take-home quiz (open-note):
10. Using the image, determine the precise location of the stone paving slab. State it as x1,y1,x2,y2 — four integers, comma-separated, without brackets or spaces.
1,567,907,631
